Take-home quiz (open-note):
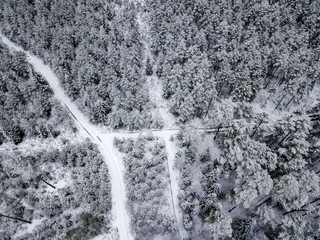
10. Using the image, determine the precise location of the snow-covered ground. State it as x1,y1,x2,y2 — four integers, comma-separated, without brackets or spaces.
1,30,187,239
13,218,44,239
1,1,189,237
135,0,176,129
305,82,320,110
153,131,189,239
1,34,133,240
0,131,82,156
133,1,188,238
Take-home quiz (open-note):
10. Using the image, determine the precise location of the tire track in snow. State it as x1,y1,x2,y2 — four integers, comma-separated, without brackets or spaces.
153,131,188,240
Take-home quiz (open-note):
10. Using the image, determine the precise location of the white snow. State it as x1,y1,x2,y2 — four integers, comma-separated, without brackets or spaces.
1,8,187,237
91,232,118,240
153,131,189,239
0,131,82,156
1,34,133,240
305,82,320,110
13,218,44,238
133,1,187,238
134,0,176,130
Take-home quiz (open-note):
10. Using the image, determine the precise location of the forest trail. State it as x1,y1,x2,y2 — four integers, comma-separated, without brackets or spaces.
1,32,188,240
133,1,188,239
1,33,224,240
153,132,189,240
134,0,176,130
1,3,190,236
1,34,133,240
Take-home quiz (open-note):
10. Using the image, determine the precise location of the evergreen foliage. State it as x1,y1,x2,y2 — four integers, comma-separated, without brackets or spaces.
0,140,112,239
115,134,177,239
148,0,320,120
0,42,73,145
0,0,320,239
0,0,155,129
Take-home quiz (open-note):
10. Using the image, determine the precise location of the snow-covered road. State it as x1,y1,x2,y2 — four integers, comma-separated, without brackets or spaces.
1,33,187,239
1,34,133,240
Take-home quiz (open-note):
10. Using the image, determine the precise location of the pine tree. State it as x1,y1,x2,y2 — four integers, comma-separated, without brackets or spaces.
145,58,153,76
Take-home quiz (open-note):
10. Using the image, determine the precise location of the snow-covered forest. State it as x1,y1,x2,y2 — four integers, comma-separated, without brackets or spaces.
1,140,112,239
0,0,320,239
115,134,177,239
0,42,74,144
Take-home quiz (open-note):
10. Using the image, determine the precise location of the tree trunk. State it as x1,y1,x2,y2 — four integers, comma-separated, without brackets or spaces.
0,214,31,224
204,96,214,118
37,176,56,189
250,118,263,138
214,123,222,140
257,197,272,208
275,94,286,110
285,96,295,108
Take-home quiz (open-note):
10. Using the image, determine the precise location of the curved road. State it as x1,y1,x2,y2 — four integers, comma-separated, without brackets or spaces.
1,34,133,240
1,32,190,240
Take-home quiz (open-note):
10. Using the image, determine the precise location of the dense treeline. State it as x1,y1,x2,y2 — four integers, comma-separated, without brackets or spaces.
0,42,74,144
115,134,177,239
148,0,320,122
0,140,112,239
143,1,320,238
2,1,319,125
0,0,155,129
1,0,320,239
171,104,320,239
